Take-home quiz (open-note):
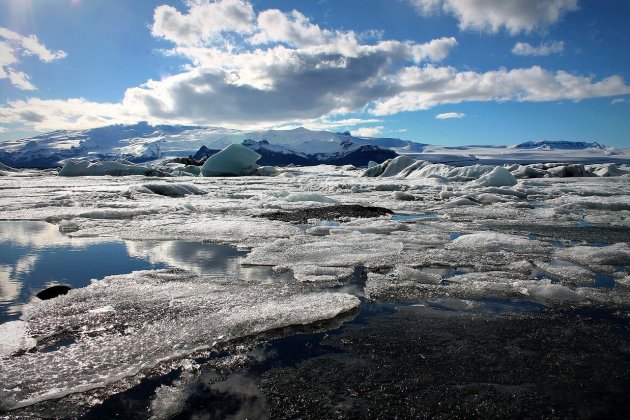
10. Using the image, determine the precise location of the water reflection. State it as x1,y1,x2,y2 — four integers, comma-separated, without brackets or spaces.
0,221,289,323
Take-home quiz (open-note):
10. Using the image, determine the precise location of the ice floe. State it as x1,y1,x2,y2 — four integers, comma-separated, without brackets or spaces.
0,269,359,410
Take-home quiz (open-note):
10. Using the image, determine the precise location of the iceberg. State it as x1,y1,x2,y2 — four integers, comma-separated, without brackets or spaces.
469,166,517,187
58,159,164,177
200,143,262,177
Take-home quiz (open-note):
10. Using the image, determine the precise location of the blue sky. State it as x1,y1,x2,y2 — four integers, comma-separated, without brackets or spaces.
0,0,629,147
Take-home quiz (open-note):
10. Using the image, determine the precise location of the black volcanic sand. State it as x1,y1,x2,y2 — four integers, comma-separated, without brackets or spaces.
259,305,630,419
261,204,393,224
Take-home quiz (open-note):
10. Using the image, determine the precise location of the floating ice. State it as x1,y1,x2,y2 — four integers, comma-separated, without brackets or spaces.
392,191,416,201
0,269,359,410
468,166,517,188
244,233,403,269
363,156,418,177
291,265,355,282
0,320,36,357
445,197,478,207
535,260,596,286
554,243,630,266
393,265,442,284
59,159,162,177
129,183,206,197
200,144,261,177
172,165,201,176
285,193,339,204
449,232,548,253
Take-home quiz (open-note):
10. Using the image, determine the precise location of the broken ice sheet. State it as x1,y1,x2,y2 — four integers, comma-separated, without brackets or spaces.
243,232,403,270
0,269,359,411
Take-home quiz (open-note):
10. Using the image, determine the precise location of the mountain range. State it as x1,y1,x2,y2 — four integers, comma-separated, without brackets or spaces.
0,122,627,168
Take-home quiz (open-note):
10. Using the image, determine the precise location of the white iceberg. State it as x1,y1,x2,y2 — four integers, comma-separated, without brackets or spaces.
469,166,517,188
200,143,262,177
59,159,161,177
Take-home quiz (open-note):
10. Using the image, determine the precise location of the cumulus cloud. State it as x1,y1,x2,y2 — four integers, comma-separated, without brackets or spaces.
512,41,564,56
1,0,628,133
435,112,465,119
409,0,579,34
353,126,384,137
0,27,67,90
0,98,136,131
372,65,630,115
151,0,255,46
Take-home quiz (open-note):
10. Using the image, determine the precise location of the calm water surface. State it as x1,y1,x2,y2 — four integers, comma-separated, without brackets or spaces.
0,221,278,322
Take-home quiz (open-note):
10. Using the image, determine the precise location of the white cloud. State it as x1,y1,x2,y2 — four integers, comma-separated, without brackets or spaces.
435,112,465,119
0,27,67,90
0,98,136,131
7,70,35,90
1,0,628,134
610,98,626,105
512,41,564,56
372,65,630,115
0,127,7,133
151,0,255,46
353,126,384,137
409,0,579,34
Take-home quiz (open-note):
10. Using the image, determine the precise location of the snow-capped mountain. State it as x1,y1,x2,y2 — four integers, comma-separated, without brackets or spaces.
511,140,605,150
0,123,414,168
0,122,628,168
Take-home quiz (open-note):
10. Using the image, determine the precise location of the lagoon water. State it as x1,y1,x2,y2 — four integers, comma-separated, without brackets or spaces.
0,221,281,323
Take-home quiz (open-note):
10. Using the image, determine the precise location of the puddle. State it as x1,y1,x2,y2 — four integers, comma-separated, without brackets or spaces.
0,221,288,322
392,213,438,221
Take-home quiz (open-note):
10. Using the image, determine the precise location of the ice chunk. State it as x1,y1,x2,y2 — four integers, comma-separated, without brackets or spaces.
547,164,587,178
200,143,261,177
449,232,548,253
468,166,517,188
535,260,596,286
475,193,506,204
251,165,279,176
392,191,416,201
367,161,378,168
393,265,442,284
363,156,417,177
285,193,339,204
511,165,549,179
58,219,80,233
523,280,584,303
172,165,201,176
554,243,630,266
244,233,403,269
589,163,626,177
0,269,359,409
58,159,162,177
292,265,354,282
445,197,478,207
130,183,206,197
0,320,36,357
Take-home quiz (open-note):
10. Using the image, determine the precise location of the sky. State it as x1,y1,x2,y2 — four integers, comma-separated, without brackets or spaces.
0,0,629,147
